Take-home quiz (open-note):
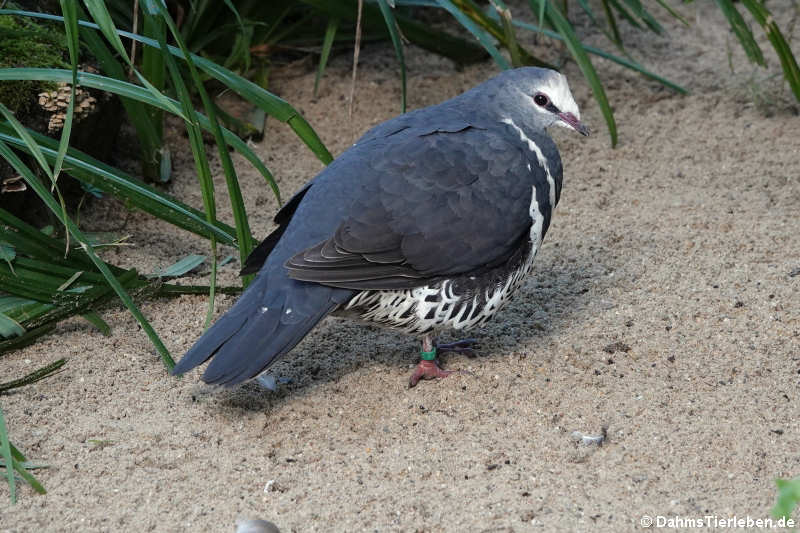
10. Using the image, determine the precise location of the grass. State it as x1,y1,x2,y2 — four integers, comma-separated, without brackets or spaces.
0,3,325,501
773,477,800,522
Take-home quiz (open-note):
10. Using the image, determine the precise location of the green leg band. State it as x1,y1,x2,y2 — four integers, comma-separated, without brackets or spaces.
420,348,437,361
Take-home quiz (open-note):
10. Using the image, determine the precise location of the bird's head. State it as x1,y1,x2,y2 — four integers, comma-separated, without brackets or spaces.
483,67,590,136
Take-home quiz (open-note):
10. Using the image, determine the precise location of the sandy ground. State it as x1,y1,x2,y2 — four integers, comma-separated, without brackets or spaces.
3,3,800,532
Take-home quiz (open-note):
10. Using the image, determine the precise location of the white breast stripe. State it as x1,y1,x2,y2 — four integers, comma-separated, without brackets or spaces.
501,118,556,211
529,186,544,247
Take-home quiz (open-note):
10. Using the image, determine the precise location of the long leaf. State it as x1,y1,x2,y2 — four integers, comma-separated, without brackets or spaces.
530,0,618,146
298,0,488,66
436,0,510,69
0,141,175,370
144,0,220,320
82,311,110,335
599,0,625,50
0,67,279,207
491,0,523,68
0,359,66,393
1,9,333,166
714,0,765,66
0,123,239,245
0,404,16,503
150,254,206,278
54,0,80,181
81,0,186,119
140,5,167,182
653,0,689,27
376,0,407,112
0,312,24,339
0,324,56,356
491,14,687,94
620,0,662,34
314,17,340,97
739,0,800,102
0,106,53,179
152,0,254,289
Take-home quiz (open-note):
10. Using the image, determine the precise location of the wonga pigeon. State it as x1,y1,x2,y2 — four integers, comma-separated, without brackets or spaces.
173,67,589,388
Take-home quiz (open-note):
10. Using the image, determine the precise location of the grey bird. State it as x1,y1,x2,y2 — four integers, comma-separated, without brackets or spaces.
173,67,589,388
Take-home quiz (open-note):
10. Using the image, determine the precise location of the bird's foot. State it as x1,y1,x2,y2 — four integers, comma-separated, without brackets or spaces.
255,374,291,391
435,338,478,357
409,359,459,388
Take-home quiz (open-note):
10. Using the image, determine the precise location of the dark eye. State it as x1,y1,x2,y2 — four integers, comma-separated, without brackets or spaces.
533,93,549,106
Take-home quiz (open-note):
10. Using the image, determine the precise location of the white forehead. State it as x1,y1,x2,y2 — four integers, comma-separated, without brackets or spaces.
537,72,580,118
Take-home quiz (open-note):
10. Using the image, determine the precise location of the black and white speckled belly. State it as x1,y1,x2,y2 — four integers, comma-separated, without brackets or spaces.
336,239,536,335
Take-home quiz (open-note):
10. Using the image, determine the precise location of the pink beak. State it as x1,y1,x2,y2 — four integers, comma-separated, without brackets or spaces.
558,112,590,136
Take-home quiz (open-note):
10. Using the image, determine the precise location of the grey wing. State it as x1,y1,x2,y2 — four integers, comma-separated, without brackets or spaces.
285,126,552,290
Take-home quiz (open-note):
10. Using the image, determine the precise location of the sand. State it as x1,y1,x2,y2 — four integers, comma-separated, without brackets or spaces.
2,3,799,531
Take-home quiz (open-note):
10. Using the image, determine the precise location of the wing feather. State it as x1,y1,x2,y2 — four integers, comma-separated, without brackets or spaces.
284,125,559,291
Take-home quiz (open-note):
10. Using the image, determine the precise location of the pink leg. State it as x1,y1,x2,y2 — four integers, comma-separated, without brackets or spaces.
408,334,471,388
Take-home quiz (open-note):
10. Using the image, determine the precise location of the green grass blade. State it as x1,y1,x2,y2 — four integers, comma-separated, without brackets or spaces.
653,0,689,27
220,0,249,70
0,123,239,245
140,6,167,181
599,0,625,50
3,440,46,495
0,209,71,261
0,141,175,370
436,0,511,69
155,2,253,251
773,477,800,519
2,65,280,201
739,0,800,102
150,254,206,278
0,295,53,324
198,58,334,164
81,312,110,335
10,453,46,495
54,0,80,181
530,0,618,146
376,0,407,112
620,0,663,34
537,0,546,34
1,10,333,167
0,105,54,179
299,0,487,65
0,359,66,393
151,1,254,289
491,0,523,68
0,404,16,503
0,324,56,356
0,312,24,338
605,0,643,30
315,17,340,97
575,0,601,28
81,0,128,58
495,14,687,93
75,4,162,181
143,0,221,311
0,104,70,242
156,284,242,296
714,0,765,66
82,1,184,119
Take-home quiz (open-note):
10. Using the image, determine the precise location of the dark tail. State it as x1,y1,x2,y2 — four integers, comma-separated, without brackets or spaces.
173,272,351,386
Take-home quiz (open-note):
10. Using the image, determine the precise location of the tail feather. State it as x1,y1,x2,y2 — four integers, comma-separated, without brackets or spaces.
173,271,353,386
172,287,263,376
202,296,338,385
